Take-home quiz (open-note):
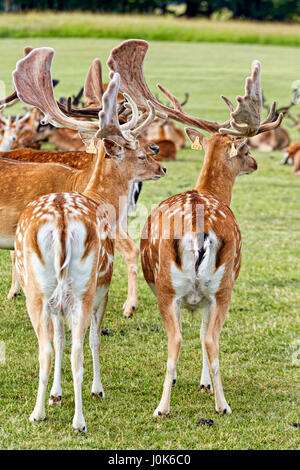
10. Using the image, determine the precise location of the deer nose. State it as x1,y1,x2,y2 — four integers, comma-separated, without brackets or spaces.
162,167,167,174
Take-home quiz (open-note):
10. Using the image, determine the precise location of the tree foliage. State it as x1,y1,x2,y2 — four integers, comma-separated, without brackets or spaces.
0,0,299,21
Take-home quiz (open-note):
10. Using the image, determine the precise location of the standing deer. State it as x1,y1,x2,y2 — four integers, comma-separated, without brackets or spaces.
12,47,165,432
0,52,162,318
108,39,282,416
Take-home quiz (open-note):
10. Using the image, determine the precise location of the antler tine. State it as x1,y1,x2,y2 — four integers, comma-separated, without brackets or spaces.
107,39,229,134
261,101,276,125
13,47,99,133
221,95,235,113
181,92,189,107
0,90,18,106
131,101,156,138
97,72,137,148
15,110,31,128
256,113,283,135
157,83,183,112
121,92,139,131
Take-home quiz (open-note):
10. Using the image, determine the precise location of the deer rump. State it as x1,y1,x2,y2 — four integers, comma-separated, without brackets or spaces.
171,231,225,308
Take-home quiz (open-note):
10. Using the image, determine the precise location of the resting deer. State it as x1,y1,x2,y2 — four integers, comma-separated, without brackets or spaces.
280,140,300,174
108,39,282,416
1,53,162,318
12,47,165,432
0,110,31,151
248,89,299,151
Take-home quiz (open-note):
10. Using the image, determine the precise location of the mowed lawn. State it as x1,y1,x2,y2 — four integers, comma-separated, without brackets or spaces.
0,39,299,450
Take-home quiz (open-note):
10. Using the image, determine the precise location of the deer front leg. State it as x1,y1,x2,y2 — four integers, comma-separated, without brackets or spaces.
7,251,21,299
115,227,139,318
49,313,65,407
205,296,232,415
154,296,182,417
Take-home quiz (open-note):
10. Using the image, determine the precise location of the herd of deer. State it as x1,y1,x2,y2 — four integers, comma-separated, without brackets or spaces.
0,39,292,433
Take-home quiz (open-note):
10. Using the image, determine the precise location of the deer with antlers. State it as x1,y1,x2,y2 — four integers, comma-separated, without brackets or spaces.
108,39,282,416
0,109,31,151
12,47,165,432
0,51,163,318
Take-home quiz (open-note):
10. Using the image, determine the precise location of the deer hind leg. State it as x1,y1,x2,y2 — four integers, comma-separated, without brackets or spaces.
205,296,232,415
70,298,91,433
28,297,53,423
154,295,182,417
89,286,109,398
115,227,139,318
200,304,213,394
49,311,65,407
7,251,21,300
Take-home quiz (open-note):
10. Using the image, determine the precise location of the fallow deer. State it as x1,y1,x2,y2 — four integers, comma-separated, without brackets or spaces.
0,110,31,151
0,50,163,318
280,140,300,174
12,47,165,432
248,89,299,151
108,39,282,416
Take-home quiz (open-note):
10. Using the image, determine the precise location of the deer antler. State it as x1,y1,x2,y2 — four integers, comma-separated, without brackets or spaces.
13,47,155,148
107,39,229,134
13,47,100,133
220,60,283,137
84,58,105,108
0,46,34,107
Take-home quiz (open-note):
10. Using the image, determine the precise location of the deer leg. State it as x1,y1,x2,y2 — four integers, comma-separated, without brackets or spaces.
71,299,91,433
205,297,232,415
49,312,65,407
89,287,109,398
7,251,21,299
28,298,53,423
154,296,182,417
200,304,213,394
115,227,139,318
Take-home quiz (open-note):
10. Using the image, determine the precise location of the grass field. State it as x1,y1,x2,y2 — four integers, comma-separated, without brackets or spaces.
0,38,299,450
0,12,300,47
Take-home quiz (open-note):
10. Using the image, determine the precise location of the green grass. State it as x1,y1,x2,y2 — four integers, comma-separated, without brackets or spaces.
0,39,299,450
0,12,300,47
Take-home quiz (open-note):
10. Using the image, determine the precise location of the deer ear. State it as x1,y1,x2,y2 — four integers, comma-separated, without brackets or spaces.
103,138,123,157
229,140,247,158
185,128,206,149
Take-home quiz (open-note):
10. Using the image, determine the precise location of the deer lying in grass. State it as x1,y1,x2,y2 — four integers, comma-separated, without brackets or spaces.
12,47,165,432
280,140,300,174
109,39,282,416
0,110,31,151
1,54,162,318
248,89,299,151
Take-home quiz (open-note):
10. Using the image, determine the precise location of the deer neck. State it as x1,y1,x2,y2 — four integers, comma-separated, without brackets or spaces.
194,148,234,206
82,147,132,227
